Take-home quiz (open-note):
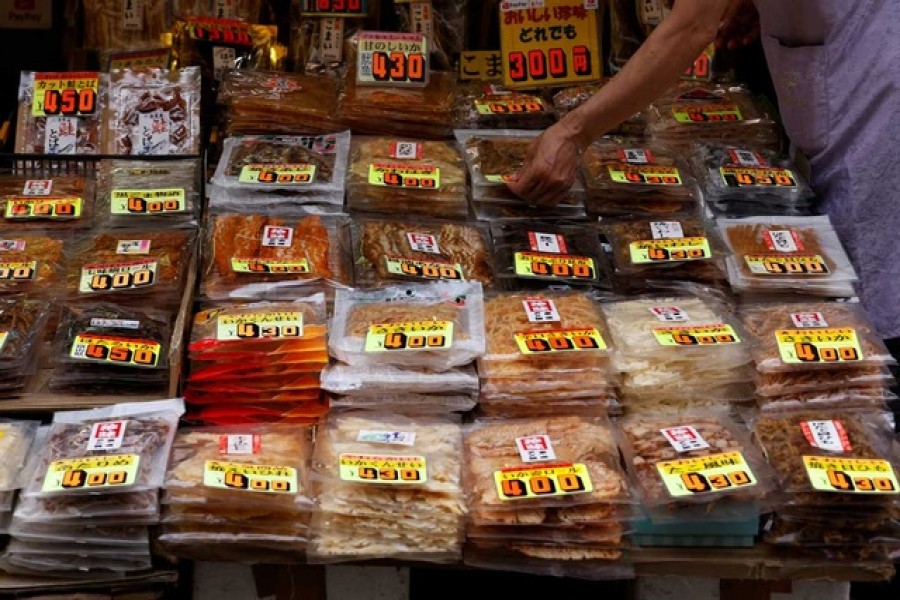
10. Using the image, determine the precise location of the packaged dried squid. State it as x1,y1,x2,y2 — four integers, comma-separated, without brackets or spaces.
0,297,53,390
95,158,201,227
9,519,151,546
4,552,152,573
0,420,40,492
351,216,495,287
0,234,68,296
454,83,555,130
329,282,485,372
106,67,202,155
321,363,479,396
552,80,645,135
15,71,105,155
346,136,469,219
754,386,896,413
13,489,160,524
0,175,94,231
463,539,633,580
82,0,171,52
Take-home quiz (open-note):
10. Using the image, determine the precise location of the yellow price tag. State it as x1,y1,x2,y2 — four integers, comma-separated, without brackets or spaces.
656,451,757,497
216,312,305,341
203,460,298,494
365,321,453,352
513,252,596,280
494,463,593,501
42,454,140,493
744,254,830,275
515,328,606,354
384,256,464,281
775,328,863,364
339,453,427,484
629,237,711,263
652,324,740,346
803,456,899,494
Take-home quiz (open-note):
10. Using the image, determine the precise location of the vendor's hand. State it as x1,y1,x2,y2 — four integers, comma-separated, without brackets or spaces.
507,122,581,205
716,0,759,50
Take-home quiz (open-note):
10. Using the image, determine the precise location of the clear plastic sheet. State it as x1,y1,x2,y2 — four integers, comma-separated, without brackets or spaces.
95,158,201,227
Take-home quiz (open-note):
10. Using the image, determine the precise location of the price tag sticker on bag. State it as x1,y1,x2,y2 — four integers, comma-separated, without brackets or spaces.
204,461,297,494
629,237,711,264
79,260,157,293
69,334,161,368
219,434,262,455
744,255,829,275
230,258,310,274
494,463,592,501
653,324,740,346
775,328,863,364
522,298,561,323
515,328,607,354
339,453,427,484
801,420,852,452
365,321,453,352
657,451,757,497
110,189,186,215
32,72,99,117
803,456,899,494
357,31,429,87
660,426,710,453
514,252,596,280
86,421,128,451
608,165,682,185
216,312,304,341
42,454,140,493
515,435,556,463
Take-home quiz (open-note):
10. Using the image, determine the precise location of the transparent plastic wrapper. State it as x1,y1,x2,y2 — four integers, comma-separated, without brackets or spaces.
22,399,183,499
764,512,900,548
321,363,479,396
9,519,150,546
15,71,104,155
13,490,159,523
466,521,625,545
330,282,484,371
552,81,645,135
328,393,477,414
454,83,555,130
351,216,495,287
604,218,728,286
106,67,202,155
470,197,587,221
172,0,262,20
201,212,350,300
579,136,698,218
66,229,195,306
4,552,152,573
0,233,67,296
491,221,611,290
82,0,171,51
464,540,633,580
346,136,468,219
0,420,40,490
756,387,896,413
210,132,350,200
96,158,201,227
0,175,95,231
718,216,859,296
392,0,466,72
752,410,900,507
617,409,774,519
690,142,814,216
7,539,150,557
0,297,52,375
646,82,782,150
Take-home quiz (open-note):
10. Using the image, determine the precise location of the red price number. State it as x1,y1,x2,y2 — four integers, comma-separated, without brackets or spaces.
372,51,426,84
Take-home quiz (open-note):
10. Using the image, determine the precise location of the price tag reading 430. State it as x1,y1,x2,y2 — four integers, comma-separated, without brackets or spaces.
365,321,453,352
494,463,593,501
653,324,740,346
629,237,711,264
32,72,99,118
203,461,297,494
803,456,898,494
776,328,863,364
70,334,161,368
515,328,607,354
357,31,428,87
216,312,304,341
42,454,140,493
656,451,757,497
339,453,427,484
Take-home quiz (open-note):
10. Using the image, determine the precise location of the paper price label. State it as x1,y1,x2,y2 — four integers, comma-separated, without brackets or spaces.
803,456,899,494
406,232,440,254
649,306,689,322
744,255,829,275
216,312,305,341
763,229,802,252
204,461,297,494
108,48,171,71
523,298,561,323
483,173,515,183
0,261,37,282
390,141,422,159
357,431,417,446
629,237,711,264
657,452,757,497
608,165,682,185
357,31,428,87
110,189,186,215
791,311,829,328
515,328,607,354
494,463,593,501
42,454,140,493
70,334,161,368
384,257,464,281
653,324,741,346
672,103,743,123
339,453,427,484
515,435,556,463
728,148,766,167
22,180,52,196
775,328,863,364
31,72,99,117
514,252,596,281
721,167,797,188
528,231,568,254
89,318,140,330
368,164,440,189
261,226,294,248
219,434,262,455
79,260,157,293
4,197,82,220
230,258,310,274
474,98,544,115
660,426,710,453
87,421,128,451
649,221,684,239
801,420,852,453
619,148,653,164
365,321,453,352
239,164,317,185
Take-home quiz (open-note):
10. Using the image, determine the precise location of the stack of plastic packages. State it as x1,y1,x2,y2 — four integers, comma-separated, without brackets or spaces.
209,132,350,211
601,292,755,411
346,137,469,219
0,297,52,397
217,70,341,137
324,283,483,414
645,82,782,151
0,174,95,231
717,216,859,298
478,291,619,417
463,415,634,579
184,296,329,425
157,424,315,563
491,221,613,291
455,129,586,220
4,400,182,575
690,143,815,217
602,218,728,290
617,409,774,547
0,233,68,298
0,420,40,531
454,83,555,131
552,81,646,136
308,412,467,563
753,409,900,564
579,136,699,218
740,302,897,411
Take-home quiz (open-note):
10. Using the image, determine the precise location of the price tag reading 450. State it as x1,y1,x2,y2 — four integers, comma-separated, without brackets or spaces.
70,334,161,368
357,31,428,87
776,328,863,364
32,72,99,118
494,463,593,501
515,328,607,354
339,453,427,484
203,461,297,494
42,454,140,493
803,456,898,494
656,451,757,497
365,321,453,352
79,260,157,293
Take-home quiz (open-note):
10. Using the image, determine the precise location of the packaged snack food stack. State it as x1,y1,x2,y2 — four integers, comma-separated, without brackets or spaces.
601,293,755,411
346,137,469,219
455,129,586,221
690,143,814,217
454,83,555,131
185,296,329,425
157,424,314,563
552,81,645,136
0,297,53,397
478,291,618,418
579,136,699,219
740,302,897,412
753,410,900,563
5,400,183,575
0,235,68,299
0,420,41,531
463,415,635,580
717,216,859,298
0,175,95,232
82,0,172,52
308,412,467,563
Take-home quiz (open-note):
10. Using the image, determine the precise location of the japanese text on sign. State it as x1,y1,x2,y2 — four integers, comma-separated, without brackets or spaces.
357,31,428,87
459,50,503,81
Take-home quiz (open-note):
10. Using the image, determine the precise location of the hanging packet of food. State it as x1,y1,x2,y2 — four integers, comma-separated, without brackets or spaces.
0,233,69,296
82,0,171,52
0,175,95,232
96,158,201,227
172,0,262,20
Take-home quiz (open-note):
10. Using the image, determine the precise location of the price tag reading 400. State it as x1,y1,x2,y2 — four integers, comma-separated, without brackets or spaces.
42,454,140,493
652,324,741,346
365,321,453,352
803,456,899,494
744,254,830,275
238,164,317,186
656,451,758,497
384,257,464,281
203,461,298,494
357,31,428,87
32,72,99,118
515,328,607,354
70,334,161,368
79,260,157,293
494,463,593,501
776,328,863,364
4,197,82,220
368,163,440,189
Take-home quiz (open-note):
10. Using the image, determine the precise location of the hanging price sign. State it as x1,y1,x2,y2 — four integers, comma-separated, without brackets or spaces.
300,0,367,16
357,31,428,87
500,0,601,89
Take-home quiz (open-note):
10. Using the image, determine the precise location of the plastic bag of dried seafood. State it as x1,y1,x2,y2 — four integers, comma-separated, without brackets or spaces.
95,158,202,227
321,363,479,397
0,174,95,232
454,83,555,130
552,81,646,135
82,0,172,52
